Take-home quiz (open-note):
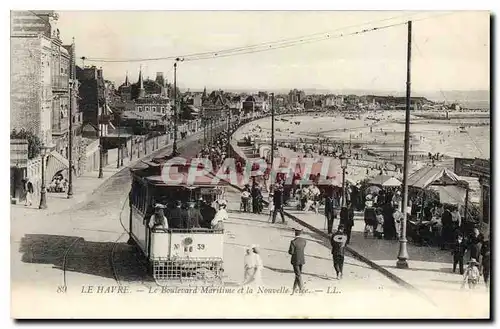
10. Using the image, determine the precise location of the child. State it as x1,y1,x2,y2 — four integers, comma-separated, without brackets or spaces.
375,208,384,239
461,259,480,289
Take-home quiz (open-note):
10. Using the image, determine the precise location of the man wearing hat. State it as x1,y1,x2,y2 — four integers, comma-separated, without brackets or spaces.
168,200,185,229
331,225,347,279
272,183,286,224
288,228,307,294
149,204,168,230
184,201,202,229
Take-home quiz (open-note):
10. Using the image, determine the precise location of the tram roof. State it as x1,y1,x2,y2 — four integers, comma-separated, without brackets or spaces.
131,162,230,188
143,173,229,188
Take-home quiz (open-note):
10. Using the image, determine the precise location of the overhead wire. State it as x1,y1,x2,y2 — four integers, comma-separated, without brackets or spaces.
84,11,456,64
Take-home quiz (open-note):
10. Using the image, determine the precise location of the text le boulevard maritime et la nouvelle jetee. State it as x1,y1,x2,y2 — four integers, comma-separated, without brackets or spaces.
78,285,342,295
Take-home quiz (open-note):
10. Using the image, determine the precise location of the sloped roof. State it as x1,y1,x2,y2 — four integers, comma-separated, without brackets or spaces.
407,166,460,189
369,175,394,186
122,111,164,121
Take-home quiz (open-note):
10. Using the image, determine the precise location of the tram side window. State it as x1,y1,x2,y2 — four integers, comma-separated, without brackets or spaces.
131,181,148,214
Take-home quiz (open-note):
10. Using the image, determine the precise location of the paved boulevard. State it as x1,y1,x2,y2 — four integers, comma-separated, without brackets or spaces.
11,132,467,318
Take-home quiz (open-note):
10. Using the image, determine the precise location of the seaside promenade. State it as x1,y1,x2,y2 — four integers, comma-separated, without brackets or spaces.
230,124,490,315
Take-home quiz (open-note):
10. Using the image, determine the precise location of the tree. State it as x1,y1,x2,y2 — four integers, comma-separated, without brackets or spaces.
10,129,42,159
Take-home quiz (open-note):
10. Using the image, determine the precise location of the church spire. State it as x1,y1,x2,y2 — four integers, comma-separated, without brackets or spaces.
125,71,129,86
138,65,145,98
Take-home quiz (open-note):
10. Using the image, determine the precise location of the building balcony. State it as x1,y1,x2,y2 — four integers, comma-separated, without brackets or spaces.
52,119,69,136
52,76,69,92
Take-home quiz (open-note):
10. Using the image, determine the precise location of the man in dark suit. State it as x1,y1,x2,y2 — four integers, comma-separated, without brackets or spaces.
331,225,347,279
288,228,307,294
272,183,286,224
199,199,216,229
184,202,202,229
340,201,355,244
168,200,185,229
325,191,336,234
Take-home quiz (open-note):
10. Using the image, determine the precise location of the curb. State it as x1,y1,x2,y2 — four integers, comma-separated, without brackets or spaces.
40,129,206,217
222,171,438,306
227,122,439,301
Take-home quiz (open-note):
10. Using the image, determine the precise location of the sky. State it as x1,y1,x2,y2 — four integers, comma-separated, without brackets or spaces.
55,11,490,93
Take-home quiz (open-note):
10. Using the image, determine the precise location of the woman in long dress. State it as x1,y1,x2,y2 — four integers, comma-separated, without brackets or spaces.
243,247,256,285
242,245,263,288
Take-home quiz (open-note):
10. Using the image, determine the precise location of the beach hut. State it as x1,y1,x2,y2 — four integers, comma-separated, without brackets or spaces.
369,175,402,187
407,166,474,220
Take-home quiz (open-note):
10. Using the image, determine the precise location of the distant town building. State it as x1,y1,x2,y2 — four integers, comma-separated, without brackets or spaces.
288,89,306,105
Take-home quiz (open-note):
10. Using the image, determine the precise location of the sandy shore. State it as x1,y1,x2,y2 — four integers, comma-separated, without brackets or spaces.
233,110,490,184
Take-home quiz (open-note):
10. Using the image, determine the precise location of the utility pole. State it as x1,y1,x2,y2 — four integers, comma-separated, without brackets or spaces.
227,107,231,155
270,92,275,168
396,20,412,269
172,58,181,156
67,39,75,199
117,112,121,168
98,99,104,179
203,116,207,146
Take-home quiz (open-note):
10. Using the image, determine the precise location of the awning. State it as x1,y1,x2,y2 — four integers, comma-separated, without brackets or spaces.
407,166,460,189
45,151,69,184
382,177,402,187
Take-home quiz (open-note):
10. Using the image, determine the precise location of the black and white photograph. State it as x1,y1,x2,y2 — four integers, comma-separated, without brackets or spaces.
9,9,491,319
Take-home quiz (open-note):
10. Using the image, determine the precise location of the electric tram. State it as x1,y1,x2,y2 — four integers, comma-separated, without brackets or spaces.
128,156,228,283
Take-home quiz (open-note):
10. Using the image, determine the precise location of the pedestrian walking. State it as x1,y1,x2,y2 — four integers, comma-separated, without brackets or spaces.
339,201,354,244
240,185,251,212
272,183,286,224
393,209,403,239
375,208,384,239
481,240,490,289
330,225,347,279
24,178,34,206
243,246,257,286
468,228,483,261
325,191,336,234
461,259,480,289
451,233,467,275
364,194,376,238
288,228,306,295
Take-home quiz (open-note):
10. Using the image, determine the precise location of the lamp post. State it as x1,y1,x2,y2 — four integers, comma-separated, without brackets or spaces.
396,21,412,269
340,153,348,207
39,144,52,209
67,79,74,199
172,58,182,157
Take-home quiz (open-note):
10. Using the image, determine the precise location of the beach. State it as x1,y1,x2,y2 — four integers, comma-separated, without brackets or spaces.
233,110,490,185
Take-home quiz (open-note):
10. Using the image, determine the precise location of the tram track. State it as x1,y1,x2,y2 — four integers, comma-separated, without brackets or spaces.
56,122,230,291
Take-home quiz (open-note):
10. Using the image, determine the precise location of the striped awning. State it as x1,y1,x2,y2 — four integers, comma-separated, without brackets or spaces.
45,151,69,184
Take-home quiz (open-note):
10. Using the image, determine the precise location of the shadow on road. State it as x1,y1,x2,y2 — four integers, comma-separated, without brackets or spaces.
349,231,454,264
264,265,333,281
18,234,154,283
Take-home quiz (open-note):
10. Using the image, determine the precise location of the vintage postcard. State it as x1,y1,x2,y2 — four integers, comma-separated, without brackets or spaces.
10,10,490,319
